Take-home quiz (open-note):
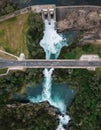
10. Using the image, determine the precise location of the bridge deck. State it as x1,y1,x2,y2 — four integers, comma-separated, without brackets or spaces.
0,59,101,69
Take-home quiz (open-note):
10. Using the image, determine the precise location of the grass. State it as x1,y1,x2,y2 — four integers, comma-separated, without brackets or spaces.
0,52,16,59
0,13,29,58
0,68,8,74
60,43,101,59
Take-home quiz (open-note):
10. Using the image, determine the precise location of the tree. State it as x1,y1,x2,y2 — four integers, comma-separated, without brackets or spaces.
5,3,15,14
26,12,44,58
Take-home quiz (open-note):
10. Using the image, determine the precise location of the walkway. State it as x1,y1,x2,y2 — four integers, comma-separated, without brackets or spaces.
0,50,18,59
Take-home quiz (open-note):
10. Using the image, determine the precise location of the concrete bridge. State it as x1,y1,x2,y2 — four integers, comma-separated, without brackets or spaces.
0,58,101,71
0,55,101,76
0,54,100,69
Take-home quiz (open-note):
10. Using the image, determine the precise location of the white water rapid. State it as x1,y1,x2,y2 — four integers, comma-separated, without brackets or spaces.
40,19,67,59
29,19,70,130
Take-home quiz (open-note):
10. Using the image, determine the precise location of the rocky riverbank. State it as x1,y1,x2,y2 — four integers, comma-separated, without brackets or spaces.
57,6,101,44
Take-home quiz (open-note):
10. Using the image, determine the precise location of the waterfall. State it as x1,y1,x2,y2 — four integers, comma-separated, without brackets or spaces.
29,19,70,130
42,68,54,101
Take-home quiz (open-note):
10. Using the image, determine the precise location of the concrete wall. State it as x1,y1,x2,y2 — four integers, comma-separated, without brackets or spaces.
56,6,101,21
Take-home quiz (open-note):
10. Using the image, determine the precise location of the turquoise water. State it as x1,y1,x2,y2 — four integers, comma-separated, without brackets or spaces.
26,82,77,110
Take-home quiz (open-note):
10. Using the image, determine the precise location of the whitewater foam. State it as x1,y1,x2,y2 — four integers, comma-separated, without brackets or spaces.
40,19,66,59
42,68,54,100
56,114,70,130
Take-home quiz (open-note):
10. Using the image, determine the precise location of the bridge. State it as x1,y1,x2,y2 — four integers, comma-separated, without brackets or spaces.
0,54,101,70
0,59,101,69
0,54,101,76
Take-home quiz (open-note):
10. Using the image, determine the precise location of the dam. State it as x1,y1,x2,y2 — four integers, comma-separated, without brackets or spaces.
1,4,101,25
1,4,101,43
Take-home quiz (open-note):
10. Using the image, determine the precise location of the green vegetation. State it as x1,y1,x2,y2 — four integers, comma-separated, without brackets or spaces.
57,41,101,130
0,1,18,16
54,69,101,130
0,68,43,104
0,13,29,57
0,68,59,129
0,11,44,59
59,42,101,59
0,68,8,74
0,104,57,130
0,12,44,103
26,12,44,58
68,69,101,130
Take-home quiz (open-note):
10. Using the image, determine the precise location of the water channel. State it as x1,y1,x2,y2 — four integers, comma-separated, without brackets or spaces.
23,19,77,130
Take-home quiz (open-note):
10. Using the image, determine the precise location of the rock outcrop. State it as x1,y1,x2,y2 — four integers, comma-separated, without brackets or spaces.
57,6,101,44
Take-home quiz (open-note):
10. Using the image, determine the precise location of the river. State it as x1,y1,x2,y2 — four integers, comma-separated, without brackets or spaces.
22,18,77,130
